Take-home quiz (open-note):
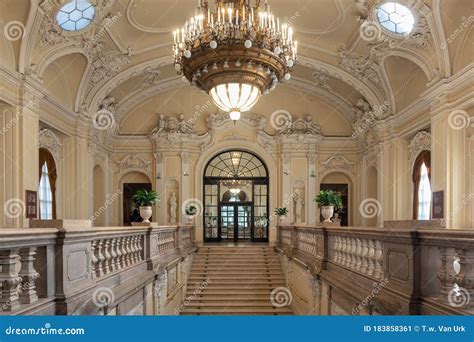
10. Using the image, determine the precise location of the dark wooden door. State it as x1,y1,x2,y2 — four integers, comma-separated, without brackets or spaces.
123,183,152,226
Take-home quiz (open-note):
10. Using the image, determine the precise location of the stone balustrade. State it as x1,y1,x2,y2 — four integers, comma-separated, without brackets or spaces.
0,220,196,315
277,221,474,315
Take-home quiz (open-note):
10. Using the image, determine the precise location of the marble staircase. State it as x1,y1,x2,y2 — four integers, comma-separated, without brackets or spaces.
180,246,292,315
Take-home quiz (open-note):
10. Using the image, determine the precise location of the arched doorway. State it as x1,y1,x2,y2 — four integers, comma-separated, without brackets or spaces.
320,172,352,226
203,150,269,242
121,172,152,226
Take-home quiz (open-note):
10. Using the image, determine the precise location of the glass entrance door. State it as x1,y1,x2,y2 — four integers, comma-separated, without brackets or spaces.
219,204,252,241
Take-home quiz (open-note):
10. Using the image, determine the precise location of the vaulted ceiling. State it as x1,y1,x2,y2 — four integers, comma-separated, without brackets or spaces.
0,0,472,136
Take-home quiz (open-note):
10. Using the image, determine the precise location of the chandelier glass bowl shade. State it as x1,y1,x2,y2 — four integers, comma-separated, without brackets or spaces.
173,0,297,120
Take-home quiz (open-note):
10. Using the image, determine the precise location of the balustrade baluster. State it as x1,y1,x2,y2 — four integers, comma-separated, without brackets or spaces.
104,239,112,274
374,240,383,279
18,247,39,305
91,241,98,279
97,240,105,277
349,238,357,269
110,238,118,272
0,249,22,311
355,238,362,271
361,239,368,274
367,239,375,276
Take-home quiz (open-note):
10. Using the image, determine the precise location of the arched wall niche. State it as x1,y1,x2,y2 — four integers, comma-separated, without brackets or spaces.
119,171,152,226
320,171,354,226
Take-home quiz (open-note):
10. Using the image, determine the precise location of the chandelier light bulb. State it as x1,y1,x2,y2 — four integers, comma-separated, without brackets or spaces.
184,50,192,58
229,111,241,121
174,63,182,71
210,40,218,49
284,73,291,80
274,47,281,55
244,40,252,48
287,59,294,67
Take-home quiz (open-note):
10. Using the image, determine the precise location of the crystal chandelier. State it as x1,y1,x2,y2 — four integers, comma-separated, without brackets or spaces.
173,0,297,121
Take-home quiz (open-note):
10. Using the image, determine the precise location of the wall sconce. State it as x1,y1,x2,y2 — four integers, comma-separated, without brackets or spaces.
310,170,316,178
156,173,161,180
283,170,290,176
182,171,189,177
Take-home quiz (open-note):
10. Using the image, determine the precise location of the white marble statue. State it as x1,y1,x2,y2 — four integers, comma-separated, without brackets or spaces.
294,189,304,223
169,192,177,224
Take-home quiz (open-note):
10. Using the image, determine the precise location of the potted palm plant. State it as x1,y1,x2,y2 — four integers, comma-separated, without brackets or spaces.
274,207,288,224
132,189,160,223
184,205,198,224
314,190,342,222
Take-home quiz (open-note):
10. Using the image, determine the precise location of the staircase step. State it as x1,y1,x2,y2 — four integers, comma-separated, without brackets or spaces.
180,308,292,315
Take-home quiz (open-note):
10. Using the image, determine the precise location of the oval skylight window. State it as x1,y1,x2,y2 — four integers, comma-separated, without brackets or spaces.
376,2,415,34
56,0,96,31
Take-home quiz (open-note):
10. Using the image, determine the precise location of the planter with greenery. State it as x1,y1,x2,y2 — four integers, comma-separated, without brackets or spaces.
314,190,342,222
185,205,198,223
132,189,160,223
274,207,288,223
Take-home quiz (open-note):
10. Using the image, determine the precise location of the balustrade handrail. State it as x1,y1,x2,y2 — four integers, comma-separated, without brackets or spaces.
0,221,196,315
277,222,474,315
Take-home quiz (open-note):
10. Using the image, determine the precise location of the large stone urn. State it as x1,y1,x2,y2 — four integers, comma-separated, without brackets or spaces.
139,206,153,223
321,206,334,222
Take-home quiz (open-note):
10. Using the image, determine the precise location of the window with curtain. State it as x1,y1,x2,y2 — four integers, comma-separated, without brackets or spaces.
412,150,431,220
39,162,53,219
417,162,431,220
38,148,57,219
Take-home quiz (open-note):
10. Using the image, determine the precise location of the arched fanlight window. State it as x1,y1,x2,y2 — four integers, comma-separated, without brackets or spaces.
204,151,267,178
38,148,57,219
412,150,431,220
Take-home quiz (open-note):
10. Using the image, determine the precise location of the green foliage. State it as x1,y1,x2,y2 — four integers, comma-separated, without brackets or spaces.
274,207,288,216
314,190,342,208
132,189,160,206
185,205,197,216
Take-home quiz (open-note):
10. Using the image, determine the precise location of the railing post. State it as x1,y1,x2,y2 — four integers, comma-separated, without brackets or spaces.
0,249,22,311
18,247,40,304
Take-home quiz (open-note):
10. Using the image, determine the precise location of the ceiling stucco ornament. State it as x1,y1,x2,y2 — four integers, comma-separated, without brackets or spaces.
142,66,161,87
149,114,211,148
408,131,431,166
39,128,62,157
312,70,332,91
320,155,356,175
206,112,266,132
114,154,152,175
338,49,383,88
